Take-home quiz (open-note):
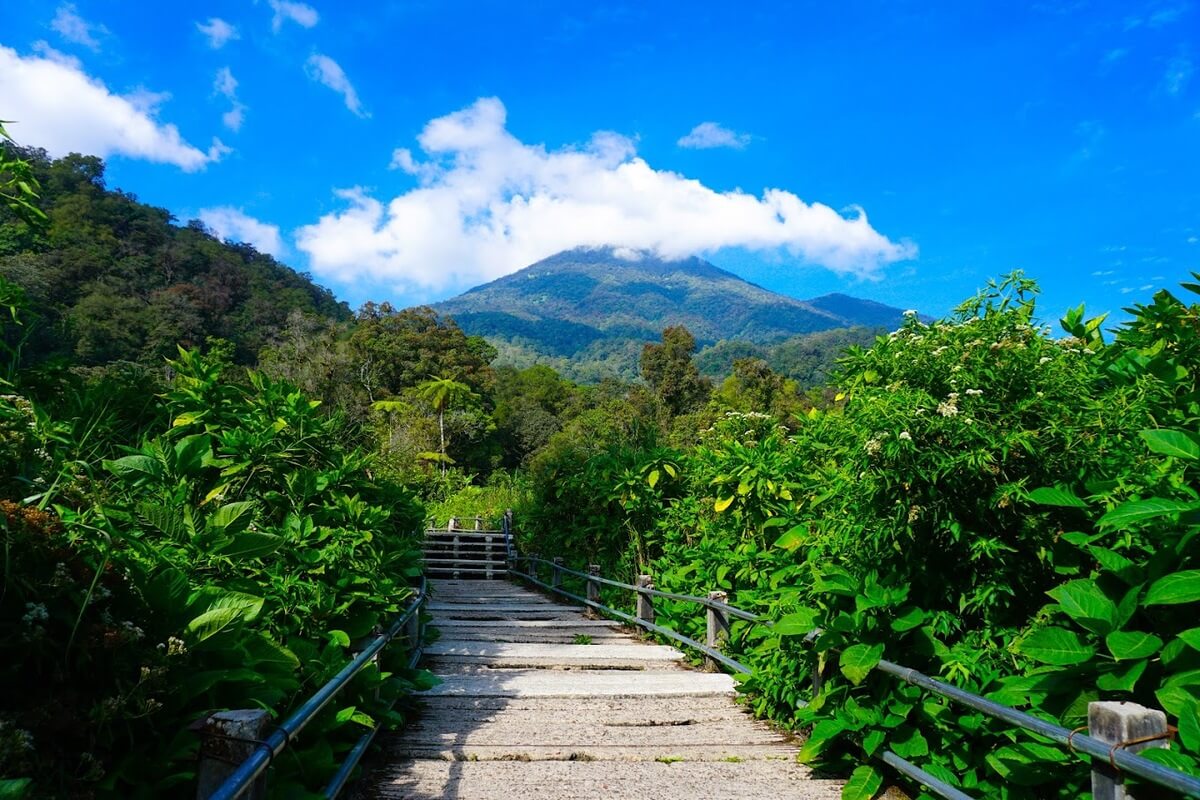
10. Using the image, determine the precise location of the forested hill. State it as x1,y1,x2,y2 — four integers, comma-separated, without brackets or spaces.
0,147,349,367
431,247,911,381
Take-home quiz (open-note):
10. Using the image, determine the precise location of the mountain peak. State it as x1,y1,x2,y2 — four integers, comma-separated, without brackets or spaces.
432,248,911,380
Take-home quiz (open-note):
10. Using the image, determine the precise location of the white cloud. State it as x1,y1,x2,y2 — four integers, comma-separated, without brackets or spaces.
51,4,106,51
0,45,227,171
677,121,751,150
199,207,285,257
269,0,319,32
213,67,247,132
31,40,81,69
197,18,239,49
304,54,367,118
1165,55,1193,96
295,97,914,294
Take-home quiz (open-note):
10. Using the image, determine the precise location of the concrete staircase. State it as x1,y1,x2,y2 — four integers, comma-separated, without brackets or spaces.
422,519,509,580
362,580,844,800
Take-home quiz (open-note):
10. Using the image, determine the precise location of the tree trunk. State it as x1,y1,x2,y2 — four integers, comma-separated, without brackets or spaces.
438,407,446,476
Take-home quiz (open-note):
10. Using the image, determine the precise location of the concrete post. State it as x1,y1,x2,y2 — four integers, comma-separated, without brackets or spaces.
636,575,655,625
530,554,540,583
473,516,483,531
448,517,458,531
405,607,421,658
196,709,270,799
586,564,601,611
1088,701,1169,800
706,591,730,672
552,557,564,590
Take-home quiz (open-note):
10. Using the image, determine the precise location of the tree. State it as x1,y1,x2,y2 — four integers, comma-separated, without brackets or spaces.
640,325,710,416
414,375,477,474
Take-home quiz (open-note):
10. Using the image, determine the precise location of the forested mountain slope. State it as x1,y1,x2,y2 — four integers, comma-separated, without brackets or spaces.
0,147,349,367
431,247,911,381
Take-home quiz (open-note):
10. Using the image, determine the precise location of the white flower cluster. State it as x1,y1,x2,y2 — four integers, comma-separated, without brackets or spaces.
158,636,187,656
21,602,48,626
938,392,960,417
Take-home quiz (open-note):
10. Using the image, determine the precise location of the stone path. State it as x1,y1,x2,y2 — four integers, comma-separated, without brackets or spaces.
364,579,842,799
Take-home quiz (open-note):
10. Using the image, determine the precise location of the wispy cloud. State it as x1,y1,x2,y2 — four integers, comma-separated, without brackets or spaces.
1164,54,1193,95
51,4,106,51
214,67,247,132
199,207,285,256
268,0,319,32
677,121,752,150
197,18,239,49
304,54,367,118
1073,120,1105,161
295,97,914,294
0,44,227,171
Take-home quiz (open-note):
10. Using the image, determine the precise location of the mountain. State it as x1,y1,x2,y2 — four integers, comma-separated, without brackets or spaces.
0,147,350,368
431,247,911,381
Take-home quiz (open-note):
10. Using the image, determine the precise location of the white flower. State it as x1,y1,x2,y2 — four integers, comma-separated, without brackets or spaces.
864,438,883,455
1039,356,1052,365
903,309,917,317
22,602,49,625
898,431,912,441
965,388,983,396
937,401,959,417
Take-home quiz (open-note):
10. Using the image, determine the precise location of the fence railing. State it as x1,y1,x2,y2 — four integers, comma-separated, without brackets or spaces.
509,553,1200,800
198,576,428,800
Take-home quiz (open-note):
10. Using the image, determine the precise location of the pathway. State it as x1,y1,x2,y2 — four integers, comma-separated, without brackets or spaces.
363,579,843,799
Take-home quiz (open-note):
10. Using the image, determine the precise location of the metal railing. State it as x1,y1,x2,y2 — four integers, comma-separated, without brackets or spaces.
509,554,1200,800
203,577,428,800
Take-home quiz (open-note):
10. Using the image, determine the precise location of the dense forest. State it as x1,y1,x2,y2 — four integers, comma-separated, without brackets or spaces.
2,137,1198,799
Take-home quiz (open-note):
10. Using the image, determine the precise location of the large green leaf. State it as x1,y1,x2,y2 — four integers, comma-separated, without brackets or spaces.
1139,429,1200,460
1105,630,1163,661
1143,570,1200,606
796,718,846,763
186,591,264,642
1016,627,1095,665
1180,628,1200,651
842,765,883,800
207,501,257,537
173,433,212,475
773,608,819,635
0,779,32,799
1028,486,1088,508
216,531,284,559
103,454,162,480
1178,699,1200,752
839,643,884,685
1096,659,1148,692
1048,580,1117,635
1099,499,1198,530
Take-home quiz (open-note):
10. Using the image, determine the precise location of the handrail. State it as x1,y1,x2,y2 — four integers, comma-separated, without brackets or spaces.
207,576,428,800
512,560,750,673
510,552,1200,800
520,555,762,621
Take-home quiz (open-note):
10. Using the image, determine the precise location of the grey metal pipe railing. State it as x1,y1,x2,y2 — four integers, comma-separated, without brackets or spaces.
511,558,750,674
207,577,428,800
520,555,762,621
509,552,1200,800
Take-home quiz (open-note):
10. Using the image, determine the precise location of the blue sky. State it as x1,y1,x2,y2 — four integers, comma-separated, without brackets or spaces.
2,1,1197,328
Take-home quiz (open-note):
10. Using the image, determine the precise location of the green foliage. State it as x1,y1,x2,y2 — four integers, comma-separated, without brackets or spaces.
518,272,1200,798
0,348,427,797
0,147,349,369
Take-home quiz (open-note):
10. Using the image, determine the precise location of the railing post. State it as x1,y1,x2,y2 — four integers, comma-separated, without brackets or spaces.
552,557,564,590
1088,701,1169,800
586,564,601,609
705,590,730,672
530,554,540,583
636,575,655,625
196,710,270,799
473,516,483,531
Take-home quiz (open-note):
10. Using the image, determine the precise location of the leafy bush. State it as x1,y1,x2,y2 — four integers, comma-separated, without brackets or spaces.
521,273,1200,798
1,346,427,798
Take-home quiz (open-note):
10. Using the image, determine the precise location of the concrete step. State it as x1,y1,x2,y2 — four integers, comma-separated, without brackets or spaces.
426,642,683,670
363,760,844,800
419,669,736,698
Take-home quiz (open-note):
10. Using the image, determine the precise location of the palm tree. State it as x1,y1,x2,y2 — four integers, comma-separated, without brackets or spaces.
414,376,475,474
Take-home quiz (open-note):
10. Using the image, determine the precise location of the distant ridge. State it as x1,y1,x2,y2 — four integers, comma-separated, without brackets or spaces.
429,247,913,380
